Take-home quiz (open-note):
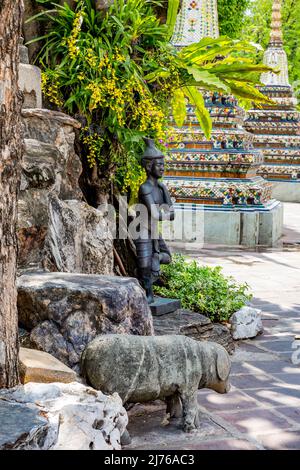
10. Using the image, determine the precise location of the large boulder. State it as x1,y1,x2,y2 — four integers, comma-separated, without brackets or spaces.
0,382,127,450
43,195,114,274
17,272,153,371
18,109,114,275
230,306,263,340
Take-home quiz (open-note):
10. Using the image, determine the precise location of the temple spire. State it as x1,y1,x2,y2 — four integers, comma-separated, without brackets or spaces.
269,0,283,46
171,0,219,47
261,0,290,87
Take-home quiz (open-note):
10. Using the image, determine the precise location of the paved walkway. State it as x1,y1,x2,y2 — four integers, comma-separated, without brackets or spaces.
125,203,300,450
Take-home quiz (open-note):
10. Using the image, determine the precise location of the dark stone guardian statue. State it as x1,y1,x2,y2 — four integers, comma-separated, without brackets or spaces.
134,139,176,308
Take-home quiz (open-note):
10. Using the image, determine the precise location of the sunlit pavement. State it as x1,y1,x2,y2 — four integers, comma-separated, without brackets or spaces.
125,203,300,450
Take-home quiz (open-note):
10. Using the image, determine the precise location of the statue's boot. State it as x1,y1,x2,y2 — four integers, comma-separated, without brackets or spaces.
139,268,154,304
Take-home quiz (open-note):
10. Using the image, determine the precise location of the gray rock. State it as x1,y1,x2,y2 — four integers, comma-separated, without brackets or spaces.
19,64,42,108
230,306,264,340
153,309,235,354
17,272,153,370
0,382,128,450
0,400,51,450
43,195,114,274
82,334,231,433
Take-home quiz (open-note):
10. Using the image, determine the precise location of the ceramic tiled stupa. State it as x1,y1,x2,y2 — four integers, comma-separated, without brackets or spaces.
164,0,283,246
244,0,300,202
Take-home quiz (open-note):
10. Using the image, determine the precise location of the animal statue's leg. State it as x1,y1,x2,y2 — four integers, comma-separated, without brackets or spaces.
166,393,182,419
120,429,132,446
180,391,199,433
194,409,201,428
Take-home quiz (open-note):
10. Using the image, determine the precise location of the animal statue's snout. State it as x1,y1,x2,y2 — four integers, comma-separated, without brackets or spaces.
212,380,231,394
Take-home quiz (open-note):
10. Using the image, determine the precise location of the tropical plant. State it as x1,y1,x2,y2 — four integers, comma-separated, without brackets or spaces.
154,254,252,322
27,0,275,203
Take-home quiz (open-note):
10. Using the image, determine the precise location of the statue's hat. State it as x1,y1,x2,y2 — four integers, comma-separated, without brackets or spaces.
142,138,165,160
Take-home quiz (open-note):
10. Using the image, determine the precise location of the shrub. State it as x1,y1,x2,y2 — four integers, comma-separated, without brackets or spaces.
154,254,252,322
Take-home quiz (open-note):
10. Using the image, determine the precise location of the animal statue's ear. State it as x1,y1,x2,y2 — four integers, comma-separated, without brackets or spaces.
216,348,231,381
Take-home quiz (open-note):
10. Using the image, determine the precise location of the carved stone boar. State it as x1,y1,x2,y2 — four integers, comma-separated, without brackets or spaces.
81,334,231,433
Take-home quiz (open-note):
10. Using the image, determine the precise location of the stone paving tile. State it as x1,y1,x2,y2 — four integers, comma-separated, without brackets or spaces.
216,409,291,434
270,311,300,318
264,327,300,336
276,352,296,363
256,340,294,353
246,360,300,374
197,389,260,412
254,431,300,450
231,350,278,362
253,334,294,342
237,343,268,353
230,362,264,375
230,374,281,390
273,373,300,386
262,319,281,328
274,406,300,424
182,439,261,451
242,387,300,408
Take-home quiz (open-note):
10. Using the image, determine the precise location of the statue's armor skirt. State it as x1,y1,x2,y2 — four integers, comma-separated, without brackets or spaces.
135,237,171,260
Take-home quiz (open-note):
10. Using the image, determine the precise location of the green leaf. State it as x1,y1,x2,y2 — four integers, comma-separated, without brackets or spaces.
166,0,180,40
183,86,212,139
186,67,229,92
144,70,170,82
224,80,275,105
171,88,186,127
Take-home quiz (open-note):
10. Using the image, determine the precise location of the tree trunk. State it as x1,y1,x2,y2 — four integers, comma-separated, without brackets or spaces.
0,0,24,388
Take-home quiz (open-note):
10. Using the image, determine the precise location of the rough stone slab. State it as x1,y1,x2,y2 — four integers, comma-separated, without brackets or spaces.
150,298,181,316
0,382,128,450
19,347,77,384
153,308,212,335
153,309,234,354
22,108,81,130
17,272,153,370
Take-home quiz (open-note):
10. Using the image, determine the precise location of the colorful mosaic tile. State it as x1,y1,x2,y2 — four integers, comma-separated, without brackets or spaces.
166,0,274,208
244,3,300,183
171,0,219,46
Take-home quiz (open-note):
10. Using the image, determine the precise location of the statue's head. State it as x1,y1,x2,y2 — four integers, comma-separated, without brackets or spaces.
141,138,165,178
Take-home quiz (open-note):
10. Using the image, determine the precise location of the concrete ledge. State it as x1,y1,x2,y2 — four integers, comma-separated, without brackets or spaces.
271,181,300,203
170,201,283,247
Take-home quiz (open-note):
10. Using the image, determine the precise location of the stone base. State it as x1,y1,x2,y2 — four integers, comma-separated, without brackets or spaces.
166,200,283,248
150,297,181,316
270,180,300,203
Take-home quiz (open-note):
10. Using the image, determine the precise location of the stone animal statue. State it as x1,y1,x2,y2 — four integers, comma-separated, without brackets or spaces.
81,334,231,434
